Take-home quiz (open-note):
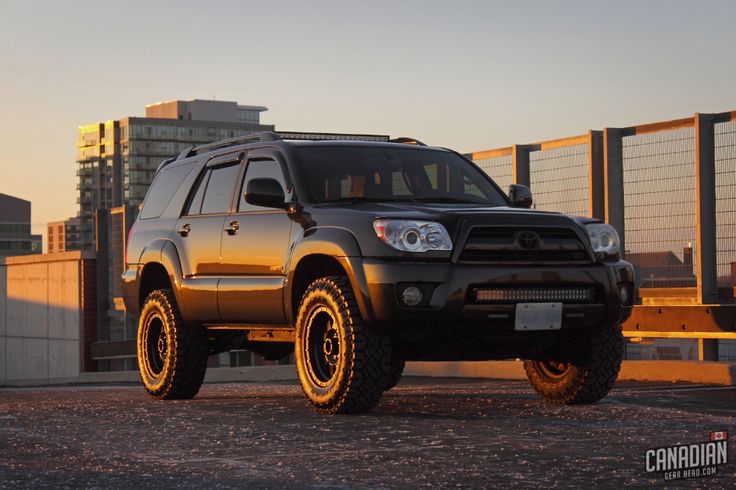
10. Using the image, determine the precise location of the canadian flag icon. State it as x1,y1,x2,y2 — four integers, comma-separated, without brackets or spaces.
710,431,728,441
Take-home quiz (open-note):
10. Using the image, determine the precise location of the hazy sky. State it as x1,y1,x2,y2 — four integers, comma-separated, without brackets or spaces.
1,0,735,237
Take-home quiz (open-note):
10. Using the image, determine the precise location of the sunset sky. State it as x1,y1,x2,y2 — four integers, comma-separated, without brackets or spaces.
1,0,734,238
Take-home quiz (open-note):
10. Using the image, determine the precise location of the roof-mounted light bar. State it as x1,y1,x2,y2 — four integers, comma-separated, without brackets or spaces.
277,131,390,142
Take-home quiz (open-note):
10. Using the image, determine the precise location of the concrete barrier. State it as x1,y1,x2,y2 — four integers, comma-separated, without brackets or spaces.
404,360,736,386
2,360,734,388
0,252,96,385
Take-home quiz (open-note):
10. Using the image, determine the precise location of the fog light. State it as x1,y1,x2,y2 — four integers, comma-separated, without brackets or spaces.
401,286,423,306
620,285,630,305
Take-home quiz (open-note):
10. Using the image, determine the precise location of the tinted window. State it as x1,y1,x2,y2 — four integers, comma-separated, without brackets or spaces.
139,163,194,219
295,146,507,206
238,159,290,212
184,171,210,215
200,163,240,214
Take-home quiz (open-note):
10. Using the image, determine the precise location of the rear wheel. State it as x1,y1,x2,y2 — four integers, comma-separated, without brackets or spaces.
137,289,208,399
523,323,623,404
295,276,391,414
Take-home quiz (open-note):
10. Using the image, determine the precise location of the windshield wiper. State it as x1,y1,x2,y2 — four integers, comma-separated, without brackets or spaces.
402,196,483,204
319,197,392,204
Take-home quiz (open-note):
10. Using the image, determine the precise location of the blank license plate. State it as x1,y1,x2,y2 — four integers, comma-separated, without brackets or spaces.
514,303,562,331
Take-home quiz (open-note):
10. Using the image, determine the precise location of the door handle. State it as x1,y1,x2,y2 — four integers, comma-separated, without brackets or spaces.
225,220,240,235
178,223,191,237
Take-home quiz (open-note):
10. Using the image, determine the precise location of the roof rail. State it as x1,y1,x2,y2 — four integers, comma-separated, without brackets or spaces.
155,156,177,173
173,130,395,163
389,137,427,146
180,132,282,159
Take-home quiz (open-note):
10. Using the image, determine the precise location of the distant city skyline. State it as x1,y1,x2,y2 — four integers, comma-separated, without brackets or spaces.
1,0,735,239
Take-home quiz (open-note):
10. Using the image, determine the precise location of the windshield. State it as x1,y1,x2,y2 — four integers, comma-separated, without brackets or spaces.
295,146,508,206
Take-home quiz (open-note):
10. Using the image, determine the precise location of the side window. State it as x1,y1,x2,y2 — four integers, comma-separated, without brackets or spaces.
139,163,194,219
184,171,210,216
200,163,241,214
238,158,291,212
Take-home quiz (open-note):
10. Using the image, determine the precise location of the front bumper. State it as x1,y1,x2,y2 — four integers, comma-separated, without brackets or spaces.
359,258,634,331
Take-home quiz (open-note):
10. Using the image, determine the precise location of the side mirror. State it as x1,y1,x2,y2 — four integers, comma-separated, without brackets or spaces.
508,184,533,209
245,178,286,208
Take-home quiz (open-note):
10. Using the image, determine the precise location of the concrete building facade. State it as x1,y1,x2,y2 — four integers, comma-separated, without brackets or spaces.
0,194,42,259
47,217,81,254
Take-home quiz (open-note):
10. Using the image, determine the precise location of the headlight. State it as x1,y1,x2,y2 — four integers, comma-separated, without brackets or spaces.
585,223,621,259
373,219,453,252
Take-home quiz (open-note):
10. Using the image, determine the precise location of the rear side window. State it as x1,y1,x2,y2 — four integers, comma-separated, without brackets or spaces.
139,164,194,219
200,163,241,214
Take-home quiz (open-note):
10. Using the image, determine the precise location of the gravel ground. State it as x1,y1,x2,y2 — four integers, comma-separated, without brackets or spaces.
0,377,734,489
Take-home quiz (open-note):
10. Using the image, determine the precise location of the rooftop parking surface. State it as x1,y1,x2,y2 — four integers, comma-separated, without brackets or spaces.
0,378,734,488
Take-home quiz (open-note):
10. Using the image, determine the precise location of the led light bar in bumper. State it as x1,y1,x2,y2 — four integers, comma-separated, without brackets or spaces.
474,287,594,303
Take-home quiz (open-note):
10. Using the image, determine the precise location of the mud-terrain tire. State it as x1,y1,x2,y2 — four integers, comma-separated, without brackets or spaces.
137,289,208,400
295,276,391,414
523,323,623,404
381,355,405,391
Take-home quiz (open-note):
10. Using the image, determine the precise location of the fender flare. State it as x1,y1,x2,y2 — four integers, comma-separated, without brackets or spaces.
138,239,190,320
286,227,374,323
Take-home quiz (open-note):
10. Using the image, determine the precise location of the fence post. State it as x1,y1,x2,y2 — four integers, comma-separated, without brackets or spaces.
603,128,625,255
588,130,605,220
695,113,718,303
512,144,530,187
695,113,719,361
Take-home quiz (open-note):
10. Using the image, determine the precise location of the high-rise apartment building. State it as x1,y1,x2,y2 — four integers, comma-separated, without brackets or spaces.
75,99,273,368
47,217,81,253
0,194,42,259
76,99,273,250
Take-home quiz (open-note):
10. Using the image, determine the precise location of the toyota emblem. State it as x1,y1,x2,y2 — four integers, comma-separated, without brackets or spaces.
516,231,541,250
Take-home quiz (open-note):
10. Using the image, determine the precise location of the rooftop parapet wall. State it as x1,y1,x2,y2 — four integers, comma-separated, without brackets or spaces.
0,251,97,384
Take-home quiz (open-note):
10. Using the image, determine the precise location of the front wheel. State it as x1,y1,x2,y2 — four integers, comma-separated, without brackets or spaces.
381,355,405,391
295,276,391,414
137,289,208,400
523,323,624,404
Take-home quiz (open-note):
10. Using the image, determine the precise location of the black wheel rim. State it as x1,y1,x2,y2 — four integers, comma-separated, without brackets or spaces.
304,306,340,387
536,361,571,381
144,313,167,377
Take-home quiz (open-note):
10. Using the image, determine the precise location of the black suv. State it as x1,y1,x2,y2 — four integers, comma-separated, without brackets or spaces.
123,131,635,413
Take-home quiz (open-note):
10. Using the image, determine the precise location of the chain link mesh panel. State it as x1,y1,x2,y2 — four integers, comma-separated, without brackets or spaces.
715,120,736,288
529,145,588,216
472,155,513,193
622,128,697,288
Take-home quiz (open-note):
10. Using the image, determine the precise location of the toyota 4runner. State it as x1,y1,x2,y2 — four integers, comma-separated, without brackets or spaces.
122,131,635,413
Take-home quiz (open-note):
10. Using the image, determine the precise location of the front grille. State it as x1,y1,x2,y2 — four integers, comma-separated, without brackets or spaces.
458,226,589,264
473,287,595,304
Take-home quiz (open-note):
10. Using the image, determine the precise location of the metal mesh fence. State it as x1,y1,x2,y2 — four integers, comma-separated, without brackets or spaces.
622,128,697,288
624,338,698,360
718,340,736,361
529,144,588,216
715,120,736,288
625,339,736,361
472,155,513,193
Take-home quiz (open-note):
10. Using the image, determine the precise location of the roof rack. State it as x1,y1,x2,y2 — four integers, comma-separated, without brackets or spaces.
161,131,422,171
155,156,178,173
389,137,427,146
